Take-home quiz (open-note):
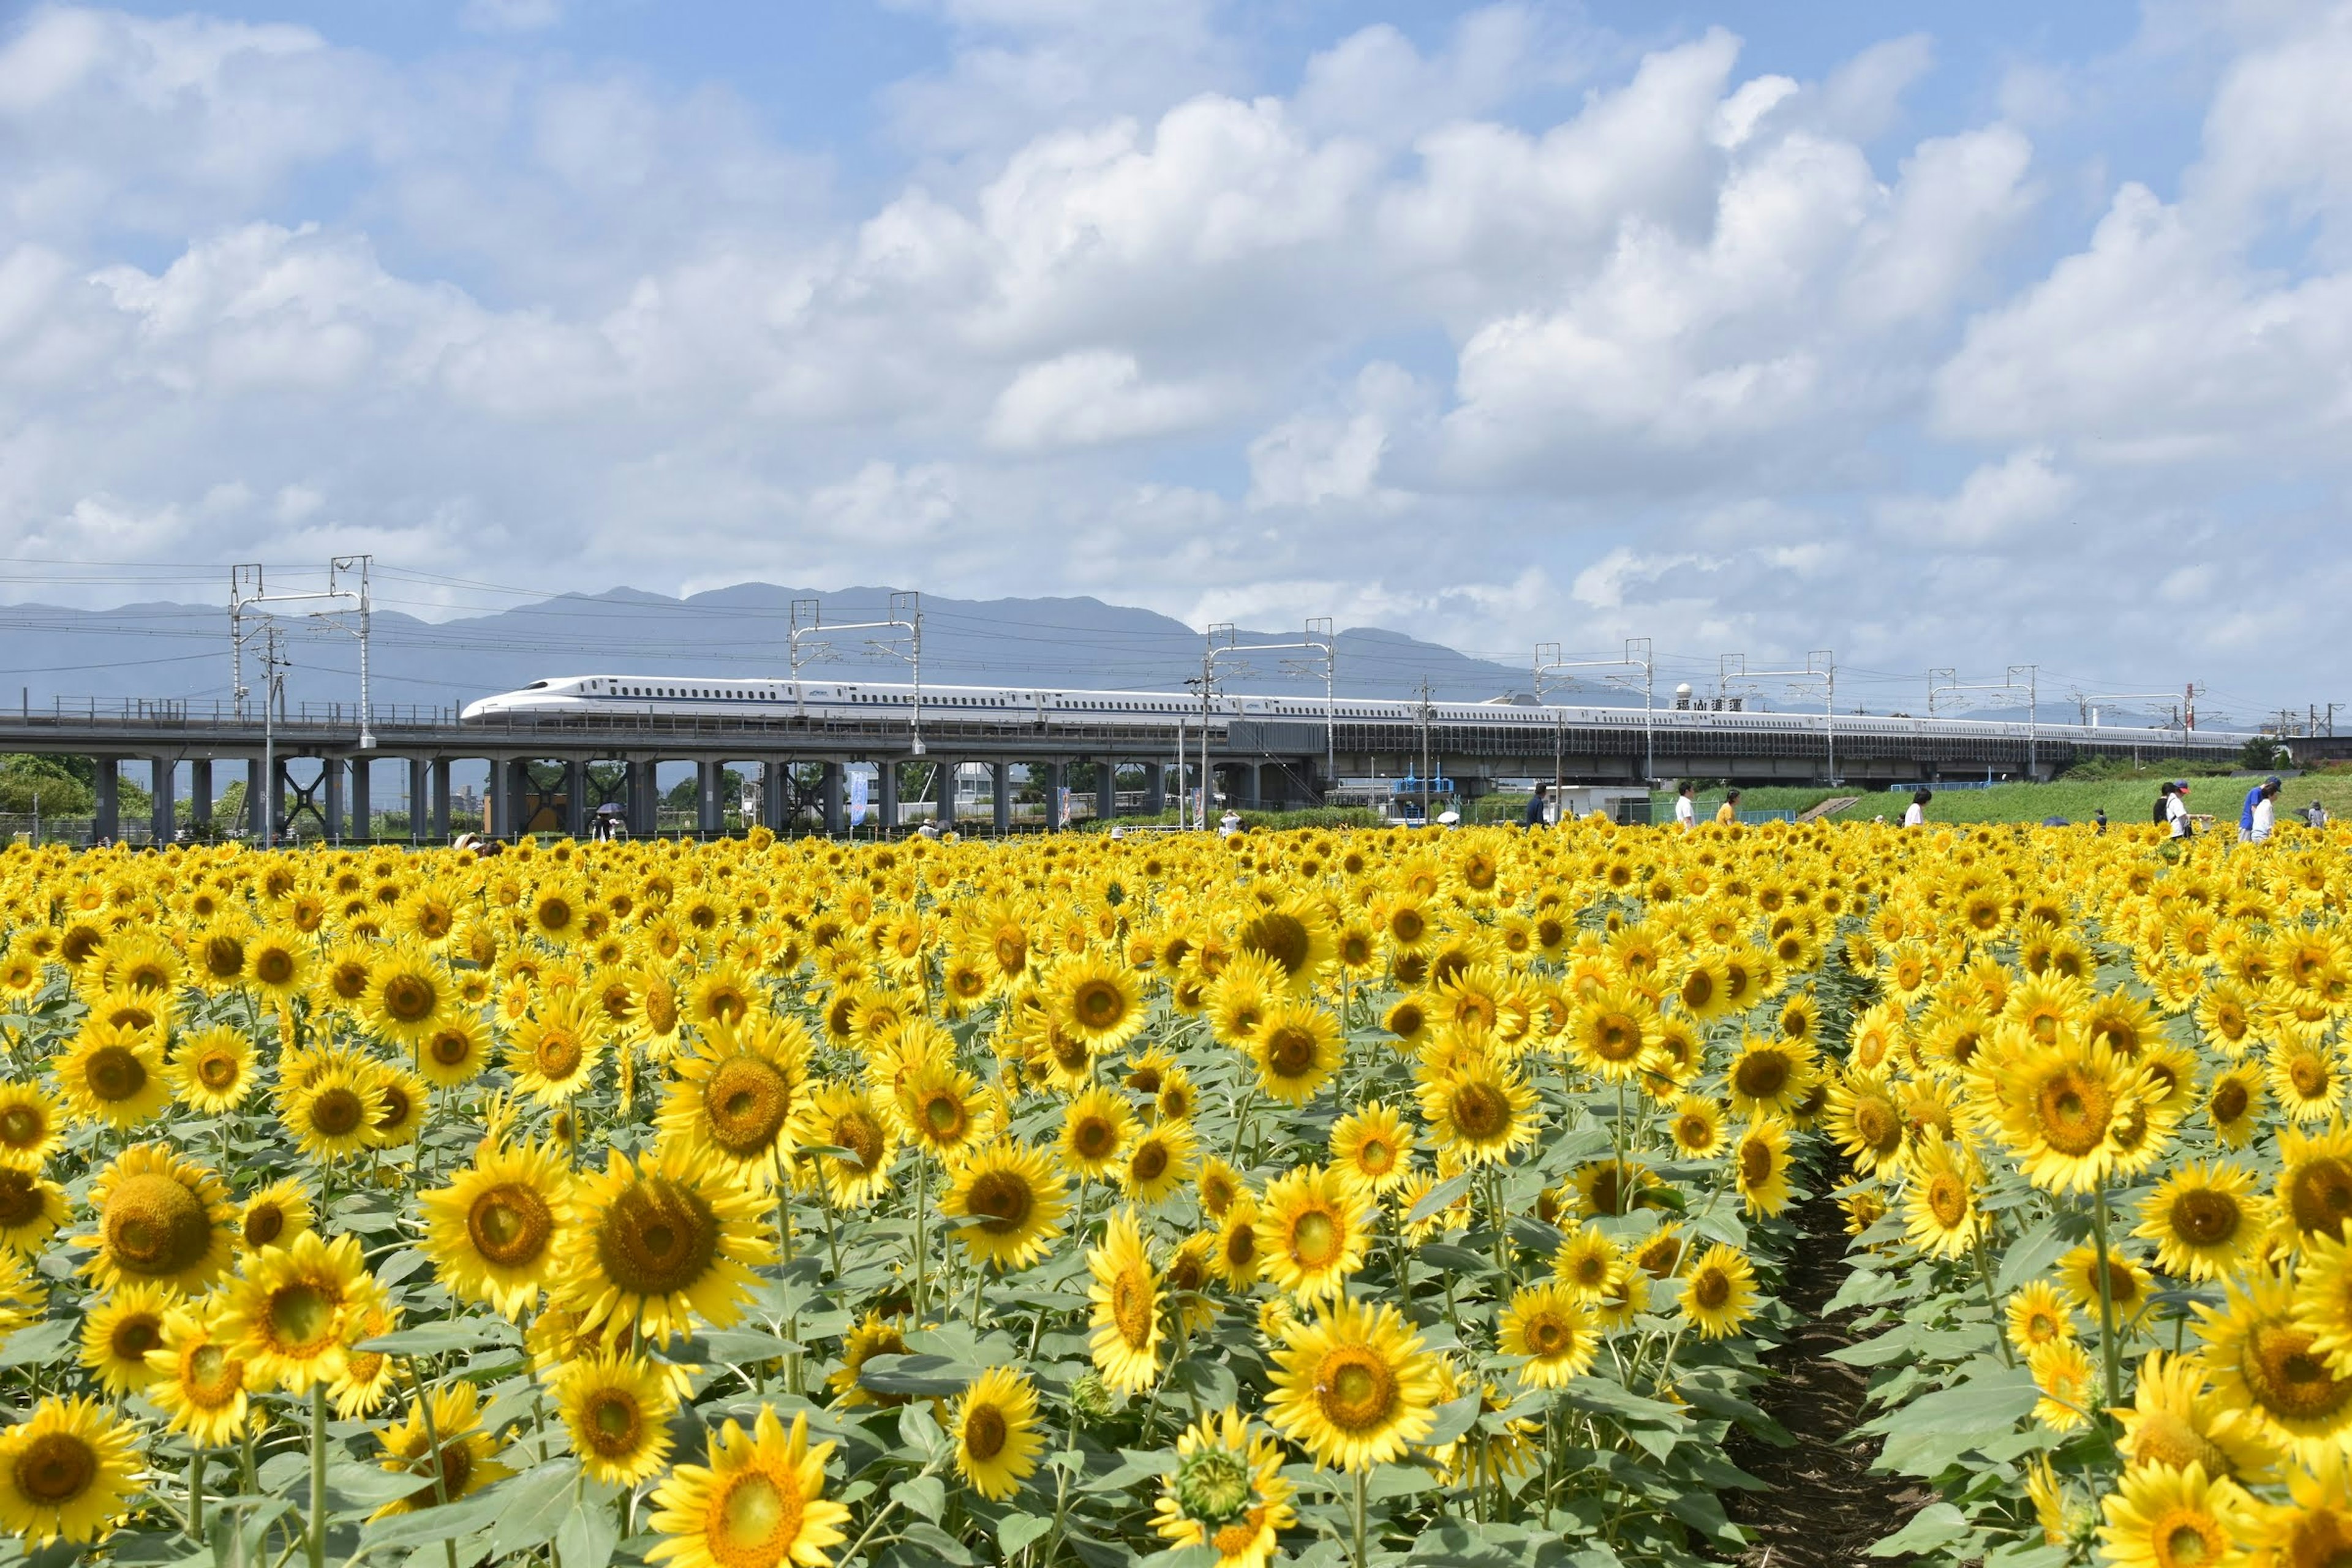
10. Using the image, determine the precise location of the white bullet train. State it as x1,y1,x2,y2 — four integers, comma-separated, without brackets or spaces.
459,674,2237,748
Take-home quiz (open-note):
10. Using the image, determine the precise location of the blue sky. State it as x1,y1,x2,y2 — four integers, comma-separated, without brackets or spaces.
2,0,2349,722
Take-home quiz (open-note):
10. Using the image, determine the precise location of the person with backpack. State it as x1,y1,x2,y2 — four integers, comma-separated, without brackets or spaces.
2153,783,2175,827
2168,782,2193,839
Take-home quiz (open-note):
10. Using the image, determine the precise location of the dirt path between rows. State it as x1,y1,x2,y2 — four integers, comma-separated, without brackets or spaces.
1721,1182,1936,1567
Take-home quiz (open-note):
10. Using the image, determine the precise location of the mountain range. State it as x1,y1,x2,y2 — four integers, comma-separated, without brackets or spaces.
0,583,1632,719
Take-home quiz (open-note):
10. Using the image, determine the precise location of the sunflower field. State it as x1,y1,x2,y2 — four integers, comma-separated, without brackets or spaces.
0,820,2343,1568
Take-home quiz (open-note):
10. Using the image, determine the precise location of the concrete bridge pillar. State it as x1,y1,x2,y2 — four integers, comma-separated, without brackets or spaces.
760,762,787,834
878,763,900,832
696,760,724,836
248,758,269,840
824,761,846,837
1142,761,1164,814
1238,761,1263,810
627,760,657,837
1096,760,1117,824
429,760,451,842
989,762,1010,835
937,760,957,830
190,760,212,834
408,758,430,843
324,758,346,842
93,759,119,843
148,757,174,844
349,759,371,841
1043,761,1066,829
501,759,533,839
563,760,587,839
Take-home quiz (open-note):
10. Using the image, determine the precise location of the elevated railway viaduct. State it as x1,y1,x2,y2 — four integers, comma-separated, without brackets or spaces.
0,696,2242,843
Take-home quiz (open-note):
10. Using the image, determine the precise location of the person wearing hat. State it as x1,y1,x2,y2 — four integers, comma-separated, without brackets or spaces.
2167,780,2193,839
2240,775,2283,843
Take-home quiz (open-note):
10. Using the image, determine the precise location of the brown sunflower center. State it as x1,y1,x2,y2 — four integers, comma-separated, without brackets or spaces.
704,1058,790,1155
1264,1026,1318,1079
584,1390,643,1455
1691,1267,1733,1311
963,1403,1008,1462
104,1171,212,1278
593,1175,719,1298
85,1044,148,1104
1449,1082,1509,1141
11,1431,96,1505
964,1171,1035,1232
382,973,437,1023
307,1087,366,1139
712,1470,804,1561
266,1281,338,1355
1732,1051,1789,1101
1926,1174,1969,1229
467,1183,556,1269
1072,980,1128,1031
196,1051,240,1091
2171,1189,2241,1248
1315,1347,1397,1432
2242,1321,2352,1424
2285,1155,2352,1237
2035,1070,2113,1157
1853,1098,1902,1155
1239,913,1311,977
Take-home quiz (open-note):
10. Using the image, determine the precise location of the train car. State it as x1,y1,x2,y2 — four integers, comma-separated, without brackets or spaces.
458,675,2231,748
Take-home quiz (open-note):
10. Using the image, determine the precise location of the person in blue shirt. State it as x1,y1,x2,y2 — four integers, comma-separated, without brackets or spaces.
1522,782,1550,828
2241,775,2282,842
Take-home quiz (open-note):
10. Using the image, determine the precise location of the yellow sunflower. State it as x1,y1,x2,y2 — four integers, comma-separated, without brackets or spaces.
557,1142,775,1344
236,1178,315,1256
2095,1462,2256,1568
1050,951,1148,1052
0,1396,140,1547
372,1381,514,1518
790,1081,899,1208
214,1229,377,1392
1733,1120,1794,1218
419,1139,575,1319
416,1015,494,1088
1085,1209,1163,1394
1250,1003,1343,1106
145,1302,252,1447
278,1061,384,1164
52,1020,168,1129
0,1082,64,1169
1328,1102,1416,1196
660,1013,810,1180
1121,1120,1199,1207
77,1283,173,1395
1264,1297,1441,1471
1677,1243,1758,1339
1058,1085,1134,1179
1498,1281,1599,1387
552,1347,679,1485
75,1142,234,1294
646,1406,850,1568
505,989,608,1103
951,1366,1044,1502
941,1141,1069,1272
1417,1052,1537,1166
0,1164,67,1255
2194,1273,2352,1467
164,1025,258,1114
1253,1165,1372,1302
2134,1160,2272,1282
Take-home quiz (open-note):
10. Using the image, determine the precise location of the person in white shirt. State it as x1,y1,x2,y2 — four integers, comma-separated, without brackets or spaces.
2250,781,2279,842
2167,782,2193,839
1902,788,1931,827
1673,782,1696,829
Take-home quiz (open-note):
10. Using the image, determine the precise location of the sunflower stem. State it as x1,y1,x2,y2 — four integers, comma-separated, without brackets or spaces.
1350,1466,1369,1568
306,1384,328,1568
2090,1185,2122,1415
913,1159,931,1319
1972,1231,2014,1368
399,1354,461,1568
189,1445,205,1539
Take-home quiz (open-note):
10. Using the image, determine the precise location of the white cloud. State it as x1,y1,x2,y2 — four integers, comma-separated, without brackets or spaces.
2,3,2350,704
985,349,1226,451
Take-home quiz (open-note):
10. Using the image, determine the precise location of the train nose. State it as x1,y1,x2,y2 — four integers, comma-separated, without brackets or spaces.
459,696,501,722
